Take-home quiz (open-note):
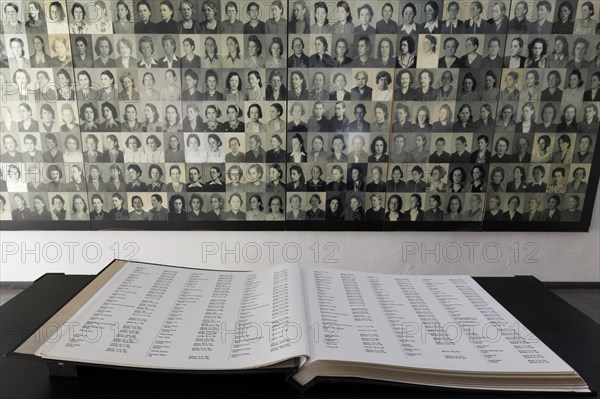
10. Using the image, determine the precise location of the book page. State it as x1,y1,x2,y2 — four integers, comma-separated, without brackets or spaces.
36,262,309,370
302,268,575,373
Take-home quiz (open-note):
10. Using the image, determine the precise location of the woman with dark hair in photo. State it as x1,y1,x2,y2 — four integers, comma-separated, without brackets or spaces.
186,194,204,221
265,134,284,163
407,166,427,192
488,167,505,193
397,36,417,68
267,104,285,134
223,193,245,221
566,37,591,69
525,37,548,68
584,71,600,101
199,194,220,220
167,195,186,221
373,37,394,69
161,69,181,101
106,164,126,192
495,104,515,133
107,193,128,221
182,104,202,133
243,70,261,99
90,194,110,220
266,37,285,68
408,133,429,163
345,195,364,221
146,164,165,192
522,196,543,221
331,0,353,33
531,135,552,162
286,165,306,192
447,167,467,193
566,167,588,193
99,102,121,132
155,0,178,33
562,70,585,106
70,195,89,221
245,104,266,134
265,195,284,221
126,164,147,192
305,194,325,220
200,37,220,68
326,197,345,221
29,195,52,221
394,70,417,101
416,69,437,101
405,194,424,221
201,70,224,101
68,2,88,33
537,103,558,133
200,105,223,133
553,1,575,33
17,103,38,133
222,71,242,102
475,104,495,134
458,72,481,101
86,164,106,192
206,134,224,163
354,3,375,33
367,135,388,162
104,135,124,163
266,164,285,192
246,194,266,221
453,104,474,132
543,195,562,221
427,165,447,193
432,104,453,132
579,104,599,134
490,137,511,162
224,105,244,133
55,69,74,102
288,71,308,100
311,1,332,33
30,36,51,68
413,107,432,133
424,195,442,221
245,35,265,68
418,34,438,67
113,0,133,33
557,105,578,133
502,196,522,221
574,1,596,33
506,166,528,192
481,70,499,102
551,134,574,163
469,165,486,192
460,37,482,69
445,195,464,221
309,36,334,68
288,134,307,162
464,194,482,221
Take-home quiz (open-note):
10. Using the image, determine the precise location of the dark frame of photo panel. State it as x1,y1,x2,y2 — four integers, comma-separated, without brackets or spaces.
1,0,599,232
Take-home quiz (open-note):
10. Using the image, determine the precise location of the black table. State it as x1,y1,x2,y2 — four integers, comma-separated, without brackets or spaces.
1,274,598,399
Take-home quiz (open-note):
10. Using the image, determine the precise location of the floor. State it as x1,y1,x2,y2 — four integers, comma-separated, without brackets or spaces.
1,285,599,324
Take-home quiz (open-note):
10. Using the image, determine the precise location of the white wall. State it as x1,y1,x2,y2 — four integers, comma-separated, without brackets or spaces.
1,185,598,283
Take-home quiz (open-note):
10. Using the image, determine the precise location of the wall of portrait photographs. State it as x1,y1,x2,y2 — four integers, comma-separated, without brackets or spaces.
0,0,598,231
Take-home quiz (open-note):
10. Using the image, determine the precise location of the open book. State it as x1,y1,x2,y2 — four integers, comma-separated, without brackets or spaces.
13,260,589,393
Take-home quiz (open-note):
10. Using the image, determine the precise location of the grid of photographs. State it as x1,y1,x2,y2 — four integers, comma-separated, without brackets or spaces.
0,0,598,231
